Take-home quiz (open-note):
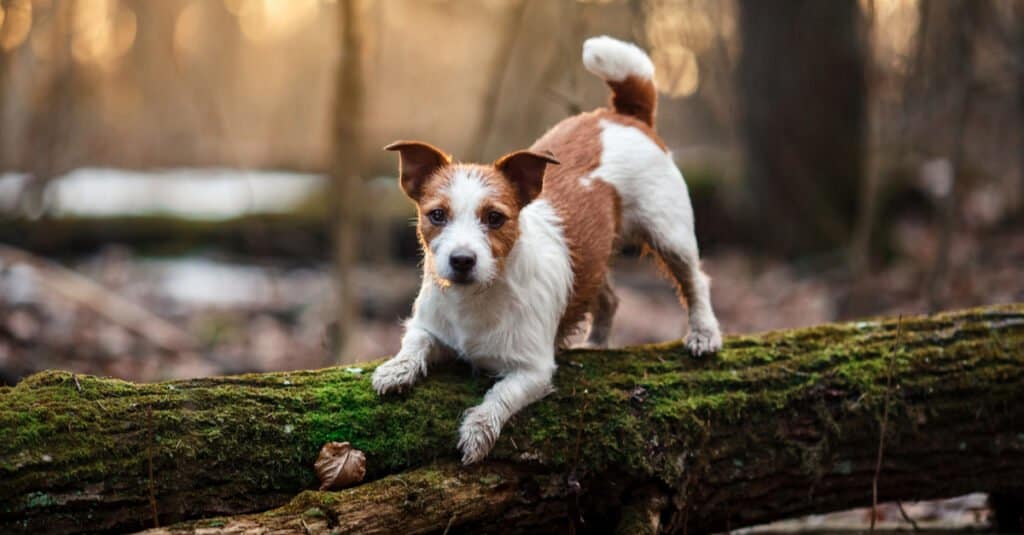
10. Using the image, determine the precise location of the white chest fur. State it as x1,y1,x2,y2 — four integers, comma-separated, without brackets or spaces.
409,199,573,374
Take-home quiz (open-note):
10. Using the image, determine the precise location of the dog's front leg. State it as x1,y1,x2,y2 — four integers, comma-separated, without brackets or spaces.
371,325,439,395
458,363,555,464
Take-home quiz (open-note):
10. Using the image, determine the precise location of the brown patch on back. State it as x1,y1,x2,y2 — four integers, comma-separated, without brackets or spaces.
529,111,624,341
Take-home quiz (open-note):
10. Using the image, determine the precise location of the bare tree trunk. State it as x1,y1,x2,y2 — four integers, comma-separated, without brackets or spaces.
738,0,867,255
466,0,529,162
922,0,982,313
0,0,16,170
21,0,76,216
1017,5,1024,217
2,304,1022,534
849,0,881,276
331,0,365,364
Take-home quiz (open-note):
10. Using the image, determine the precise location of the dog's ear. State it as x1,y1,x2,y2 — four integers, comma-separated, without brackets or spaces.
384,141,452,201
494,150,560,206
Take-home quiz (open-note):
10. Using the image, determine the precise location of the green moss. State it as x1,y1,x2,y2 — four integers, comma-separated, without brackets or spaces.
301,507,325,518
23,492,55,509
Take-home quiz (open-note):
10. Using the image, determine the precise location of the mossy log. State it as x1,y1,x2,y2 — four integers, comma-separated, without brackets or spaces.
2,304,1023,534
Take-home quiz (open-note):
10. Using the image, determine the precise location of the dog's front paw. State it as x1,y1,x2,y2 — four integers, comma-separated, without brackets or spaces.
685,325,722,357
574,339,609,350
458,405,501,465
371,356,423,395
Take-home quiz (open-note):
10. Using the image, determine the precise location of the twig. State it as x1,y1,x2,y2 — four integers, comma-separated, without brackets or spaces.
871,316,903,532
71,373,82,393
442,513,457,535
571,387,590,471
568,385,590,533
147,406,159,528
896,500,921,531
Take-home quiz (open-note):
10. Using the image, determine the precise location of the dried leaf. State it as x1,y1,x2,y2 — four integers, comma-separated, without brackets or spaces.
314,441,366,490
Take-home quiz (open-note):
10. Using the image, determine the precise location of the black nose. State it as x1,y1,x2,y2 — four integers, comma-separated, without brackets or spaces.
449,252,476,273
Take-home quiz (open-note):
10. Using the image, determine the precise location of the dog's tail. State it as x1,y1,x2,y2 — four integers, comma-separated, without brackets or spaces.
582,36,657,127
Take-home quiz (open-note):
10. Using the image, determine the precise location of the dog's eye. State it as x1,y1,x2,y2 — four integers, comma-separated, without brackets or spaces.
427,209,447,226
486,211,507,229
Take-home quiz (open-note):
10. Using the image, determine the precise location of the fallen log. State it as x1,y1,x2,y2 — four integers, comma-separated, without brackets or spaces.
2,304,1022,533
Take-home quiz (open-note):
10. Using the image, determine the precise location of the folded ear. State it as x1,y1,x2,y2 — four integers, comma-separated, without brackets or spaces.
493,150,560,206
384,141,452,200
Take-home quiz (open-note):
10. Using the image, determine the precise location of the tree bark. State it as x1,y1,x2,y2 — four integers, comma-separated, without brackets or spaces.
737,0,867,254
2,304,1023,534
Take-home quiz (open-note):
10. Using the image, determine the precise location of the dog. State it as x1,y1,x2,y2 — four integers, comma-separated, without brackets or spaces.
372,36,722,464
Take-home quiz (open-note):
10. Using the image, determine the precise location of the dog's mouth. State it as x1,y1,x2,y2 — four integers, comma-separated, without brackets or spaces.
447,272,476,285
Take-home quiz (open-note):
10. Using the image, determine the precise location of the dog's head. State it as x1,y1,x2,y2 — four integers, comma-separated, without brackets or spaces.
385,141,559,287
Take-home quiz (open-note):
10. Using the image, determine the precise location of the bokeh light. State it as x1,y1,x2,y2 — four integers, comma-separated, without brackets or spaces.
0,0,33,52
70,0,136,70
226,0,321,43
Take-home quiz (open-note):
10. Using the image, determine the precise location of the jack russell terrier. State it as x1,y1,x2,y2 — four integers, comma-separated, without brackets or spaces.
372,36,722,464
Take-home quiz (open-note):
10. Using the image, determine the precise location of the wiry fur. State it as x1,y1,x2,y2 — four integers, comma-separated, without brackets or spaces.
373,35,721,464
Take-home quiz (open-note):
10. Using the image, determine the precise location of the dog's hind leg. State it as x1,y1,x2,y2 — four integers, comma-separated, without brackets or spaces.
645,229,721,357
586,116,720,355
583,275,618,349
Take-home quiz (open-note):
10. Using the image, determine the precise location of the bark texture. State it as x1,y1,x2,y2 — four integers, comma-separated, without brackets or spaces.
2,304,1023,534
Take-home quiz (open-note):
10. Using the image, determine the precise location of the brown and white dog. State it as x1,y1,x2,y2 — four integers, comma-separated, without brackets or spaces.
372,36,722,464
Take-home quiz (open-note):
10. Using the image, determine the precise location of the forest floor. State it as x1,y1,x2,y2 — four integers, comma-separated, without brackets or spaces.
2,226,1020,383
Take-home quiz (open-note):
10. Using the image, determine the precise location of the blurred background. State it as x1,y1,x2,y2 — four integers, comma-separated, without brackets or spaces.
0,0,1022,384
0,0,1021,529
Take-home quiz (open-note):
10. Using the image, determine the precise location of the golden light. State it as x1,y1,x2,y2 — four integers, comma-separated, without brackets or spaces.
223,0,255,17
642,0,738,97
0,0,32,52
173,2,205,60
29,14,52,61
227,0,321,43
862,0,919,73
652,44,699,97
646,0,733,56
71,0,137,70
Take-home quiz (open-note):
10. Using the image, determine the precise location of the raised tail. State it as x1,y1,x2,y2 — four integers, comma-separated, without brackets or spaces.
582,36,657,127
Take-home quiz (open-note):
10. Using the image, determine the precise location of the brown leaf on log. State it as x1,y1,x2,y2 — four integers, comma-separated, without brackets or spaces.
314,441,366,490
